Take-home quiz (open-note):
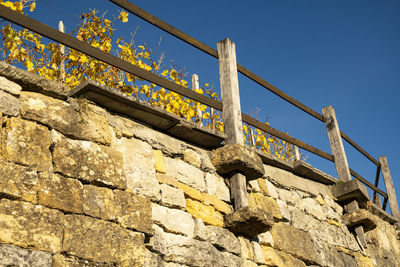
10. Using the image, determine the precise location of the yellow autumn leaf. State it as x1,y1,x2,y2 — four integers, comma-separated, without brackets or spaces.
25,60,34,71
30,2,36,12
118,11,129,23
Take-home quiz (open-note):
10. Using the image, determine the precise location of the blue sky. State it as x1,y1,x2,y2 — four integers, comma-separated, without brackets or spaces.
29,0,400,213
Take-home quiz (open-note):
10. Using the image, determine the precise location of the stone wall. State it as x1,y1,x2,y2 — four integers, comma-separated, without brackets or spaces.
0,63,399,266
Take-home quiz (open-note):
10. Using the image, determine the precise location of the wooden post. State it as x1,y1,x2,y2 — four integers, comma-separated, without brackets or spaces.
322,105,367,248
58,21,65,82
379,156,400,219
217,38,248,209
249,128,255,148
374,194,382,208
294,146,301,161
191,74,203,126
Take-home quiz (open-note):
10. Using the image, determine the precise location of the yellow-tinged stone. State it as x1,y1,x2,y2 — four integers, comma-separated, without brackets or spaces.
153,150,166,173
354,252,374,267
251,193,282,221
185,198,223,227
326,219,341,227
261,246,284,267
276,250,306,267
183,148,202,168
257,178,269,196
238,236,255,260
179,182,204,202
202,193,232,214
335,246,353,256
156,173,180,188
316,194,325,205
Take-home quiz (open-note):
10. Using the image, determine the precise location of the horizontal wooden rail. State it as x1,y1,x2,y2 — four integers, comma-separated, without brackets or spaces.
349,168,387,198
340,130,379,166
242,114,333,162
0,5,222,111
111,0,325,122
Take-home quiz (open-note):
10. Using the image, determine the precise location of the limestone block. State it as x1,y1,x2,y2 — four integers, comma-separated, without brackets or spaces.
331,179,369,204
299,197,326,221
221,251,243,267
276,188,301,205
63,214,147,265
21,92,112,145
113,137,161,200
166,157,206,192
185,198,223,227
354,253,374,267
258,231,274,247
252,241,266,264
52,130,126,189
52,253,116,267
243,259,257,267
316,194,325,205
276,250,307,267
249,193,282,221
153,225,233,267
0,199,64,253
152,203,195,237
157,173,180,188
2,117,52,171
0,90,20,116
0,61,69,99
144,250,165,267
160,184,186,209
212,144,264,180
257,178,269,196
276,199,291,222
0,159,39,203
270,222,320,265
38,172,83,213
153,149,167,173
203,193,232,215
183,148,202,168
193,218,209,241
178,183,204,202
261,246,284,267
205,225,241,255
248,180,260,193
0,244,52,267
83,185,116,221
341,209,377,232
224,206,274,237
205,172,230,202
0,76,22,95
238,236,254,260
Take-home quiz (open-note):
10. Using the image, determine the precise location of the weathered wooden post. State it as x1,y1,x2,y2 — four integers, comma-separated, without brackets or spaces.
58,21,65,82
191,74,203,126
322,105,367,248
217,38,248,209
294,146,301,161
379,156,400,219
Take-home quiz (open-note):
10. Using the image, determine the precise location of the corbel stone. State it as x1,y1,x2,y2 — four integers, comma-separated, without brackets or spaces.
341,209,377,232
331,179,369,206
212,144,265,181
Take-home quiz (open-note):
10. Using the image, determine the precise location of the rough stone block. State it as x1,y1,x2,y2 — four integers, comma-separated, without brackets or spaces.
249,193,282,221
52,253,116,267
2,117,52,172
261,246,284,267
166,157,206,192
238,236,254,260
152,203,194,237
203,193,232,214
276,250,307,267
205,225,241,255
193,218,209,241
112,137,160,200
252,241,266,264
270,222,320,265
276,199,291,222
52,130,126,189
0,76,22,95
212,144,264,180
83,185,116,221
183,148,202,168
160,184,186,209
258,231,274,247
185,198,223,227
20,92,112,145
331,179,369,204
299,197,326,221
156,173,180,188
0,90,20,116
38,173,83,213
0,244,52,267
0,159,39,203
205,172,230,202
224,206,274,236
178,182,204,202
153,149,167,173
341,209,377,232
0,199,64,253
0,61,69,99
63,214,147,265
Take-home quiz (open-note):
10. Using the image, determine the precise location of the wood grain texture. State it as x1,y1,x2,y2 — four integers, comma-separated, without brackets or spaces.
230,173,248,209
380,156,400,219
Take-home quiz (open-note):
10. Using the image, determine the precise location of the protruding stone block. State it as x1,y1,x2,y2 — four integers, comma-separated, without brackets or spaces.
212,144,264,180
331,179,369,205
341,209,377,232
224,206,274,236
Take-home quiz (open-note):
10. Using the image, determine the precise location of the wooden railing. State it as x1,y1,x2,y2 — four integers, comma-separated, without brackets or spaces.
0,1,398,219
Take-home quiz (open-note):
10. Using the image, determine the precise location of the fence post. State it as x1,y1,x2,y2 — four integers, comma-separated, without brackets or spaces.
322,105,367,248
294,146,301,161
191,74,203,126
58,21,65,82
379,156,400,219
217,38,248,209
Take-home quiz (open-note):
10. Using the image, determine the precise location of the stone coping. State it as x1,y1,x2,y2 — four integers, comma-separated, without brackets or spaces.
366,202,399,225
70,80,226,149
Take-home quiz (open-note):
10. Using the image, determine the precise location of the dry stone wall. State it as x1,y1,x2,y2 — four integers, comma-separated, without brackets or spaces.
0,63,399,266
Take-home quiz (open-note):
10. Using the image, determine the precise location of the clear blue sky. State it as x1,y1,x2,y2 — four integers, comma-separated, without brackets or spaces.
30,0,400,213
